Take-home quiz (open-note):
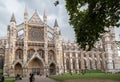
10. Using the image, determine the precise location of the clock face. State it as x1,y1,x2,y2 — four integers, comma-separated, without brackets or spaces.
28,26,44,41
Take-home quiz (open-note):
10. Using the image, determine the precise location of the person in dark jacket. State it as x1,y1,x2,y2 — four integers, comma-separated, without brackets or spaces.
29,73,35,82
29,73,32,82
1,75,4,82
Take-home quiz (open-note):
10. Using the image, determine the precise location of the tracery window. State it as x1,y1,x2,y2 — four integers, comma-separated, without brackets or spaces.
73,59,76,70
84,59,87,69
48,50,55,61
79,60,81,69
28,49,35,59
66,46,69,50
16,49,23,59
37,49,44,59
66,59,70,70
90,60,92,69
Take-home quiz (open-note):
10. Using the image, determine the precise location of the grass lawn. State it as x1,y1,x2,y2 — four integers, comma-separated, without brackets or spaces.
4,76,15,82
4,80,15,82
49,73,120,82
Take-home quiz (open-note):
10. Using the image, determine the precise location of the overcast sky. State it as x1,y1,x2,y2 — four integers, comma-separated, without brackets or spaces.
0,0,119,41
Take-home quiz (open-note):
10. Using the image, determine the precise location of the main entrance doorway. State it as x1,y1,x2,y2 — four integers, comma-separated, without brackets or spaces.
28,57,44,75
14,63,23,75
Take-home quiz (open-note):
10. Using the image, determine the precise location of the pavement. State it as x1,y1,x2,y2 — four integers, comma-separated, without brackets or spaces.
16,75,57,82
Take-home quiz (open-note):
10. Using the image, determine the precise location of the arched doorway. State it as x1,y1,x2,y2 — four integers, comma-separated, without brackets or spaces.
28,57,44,75
49,63,56,75
14,63,23,76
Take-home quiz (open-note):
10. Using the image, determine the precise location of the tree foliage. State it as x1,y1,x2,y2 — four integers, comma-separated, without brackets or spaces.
65,0,120,50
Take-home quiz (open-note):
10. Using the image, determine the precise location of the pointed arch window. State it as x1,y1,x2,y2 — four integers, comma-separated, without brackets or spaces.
16,49,23,60
84,59,87,69
73,59,76,70
48,50,55,61
37,49,44,59
66,59,70,70
79,60,81,69
28,49,35,59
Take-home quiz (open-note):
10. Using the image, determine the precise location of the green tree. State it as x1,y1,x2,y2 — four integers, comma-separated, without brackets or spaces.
65,0,120,50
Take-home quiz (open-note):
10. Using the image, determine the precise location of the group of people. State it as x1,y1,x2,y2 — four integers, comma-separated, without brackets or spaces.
29,73,35,82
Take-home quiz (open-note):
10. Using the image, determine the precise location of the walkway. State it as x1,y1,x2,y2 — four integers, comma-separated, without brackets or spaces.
17,76,57,82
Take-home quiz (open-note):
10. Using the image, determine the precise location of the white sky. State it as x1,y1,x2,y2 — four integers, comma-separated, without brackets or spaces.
0,0,75,41
0,0,120,41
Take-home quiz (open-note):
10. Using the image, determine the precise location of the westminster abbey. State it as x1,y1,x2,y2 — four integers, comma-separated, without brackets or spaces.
0,8,120,76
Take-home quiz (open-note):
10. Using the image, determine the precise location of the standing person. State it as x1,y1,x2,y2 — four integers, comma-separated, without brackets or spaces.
29,73,33,82
1,75,4,82
32,74,35,82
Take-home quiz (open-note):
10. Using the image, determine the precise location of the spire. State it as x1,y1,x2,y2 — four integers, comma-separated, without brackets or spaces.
24,6,28,23
24,6,28,16
54,19,59,27
43,9,47,23
43,9,47,19
10,13,16,23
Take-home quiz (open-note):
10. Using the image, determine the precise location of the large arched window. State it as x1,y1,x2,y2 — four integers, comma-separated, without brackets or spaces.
37,49,44,59
66,59,70,71
84,59,87,69
90,60,92,69
79,60,81,69
73,59,76,70
28,49,35,60
16,49,23,60
95,60,97,69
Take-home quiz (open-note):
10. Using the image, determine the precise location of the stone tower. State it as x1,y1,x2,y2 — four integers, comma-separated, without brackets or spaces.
9,13,17,75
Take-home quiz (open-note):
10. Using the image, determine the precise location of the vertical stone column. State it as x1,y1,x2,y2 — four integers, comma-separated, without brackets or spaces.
86,52,89,69
44,43,48,64
81,52,84,70
92,52,95,69
59,49,63,74
44,43,48,75
95,52,99,69
10,21,16,76
44,21,48,75
23,23,28,66
70,52,73,73
75,52,79,73
114,44,120,73
64,53,67,73
104,33,113,73
97,53,101,69
102,53,106,71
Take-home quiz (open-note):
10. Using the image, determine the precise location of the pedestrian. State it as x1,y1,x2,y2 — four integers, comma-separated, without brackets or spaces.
29,73,32,82
32,74,35,82
1,75,4,82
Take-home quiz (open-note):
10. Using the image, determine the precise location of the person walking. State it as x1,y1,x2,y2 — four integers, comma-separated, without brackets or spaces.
1,75,4,82
29,73,32,82
32,74,35,82
29,73,35,82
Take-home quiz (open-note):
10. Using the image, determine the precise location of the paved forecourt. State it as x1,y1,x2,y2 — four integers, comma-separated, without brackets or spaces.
17,75,57,82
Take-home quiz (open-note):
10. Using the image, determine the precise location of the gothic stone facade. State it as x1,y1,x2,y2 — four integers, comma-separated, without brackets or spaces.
0,9,120,76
